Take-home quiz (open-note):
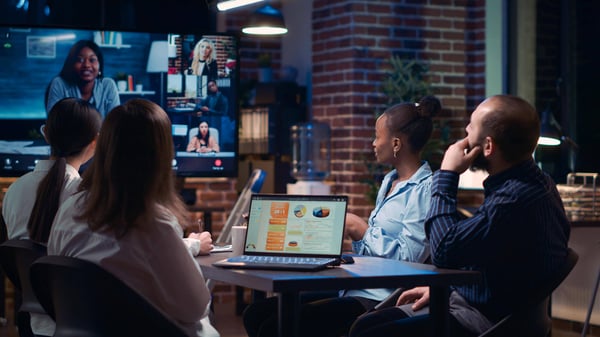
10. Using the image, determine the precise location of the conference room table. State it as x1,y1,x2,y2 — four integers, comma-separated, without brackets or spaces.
197,253,481,337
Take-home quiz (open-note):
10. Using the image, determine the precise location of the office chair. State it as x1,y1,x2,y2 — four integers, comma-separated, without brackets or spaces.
478,247,579,337
188,127,219,146
30,255,188,337
0,239,48,337
0,213,7,244
0,214,7,325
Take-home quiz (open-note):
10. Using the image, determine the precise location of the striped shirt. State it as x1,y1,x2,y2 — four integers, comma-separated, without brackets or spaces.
425,159,570,322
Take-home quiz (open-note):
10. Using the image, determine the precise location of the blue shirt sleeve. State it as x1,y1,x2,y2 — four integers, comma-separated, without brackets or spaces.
46,77,69,113
426,170,501,267
96,78,120,118
352,164,432,263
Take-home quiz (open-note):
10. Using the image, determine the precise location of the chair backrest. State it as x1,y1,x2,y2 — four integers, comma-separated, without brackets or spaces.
189,127,219,145
0,239,48,337
0,239,47,312
30,255,188,337
479,247,579,337
1,213,7,243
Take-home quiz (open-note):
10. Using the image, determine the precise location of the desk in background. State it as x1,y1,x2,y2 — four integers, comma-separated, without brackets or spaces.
197,254,480,337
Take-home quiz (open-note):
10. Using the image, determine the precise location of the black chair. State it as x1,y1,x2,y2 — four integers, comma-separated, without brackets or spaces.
0,239,48,337
0,213,7,323
30,255,189,337
478,247,579,337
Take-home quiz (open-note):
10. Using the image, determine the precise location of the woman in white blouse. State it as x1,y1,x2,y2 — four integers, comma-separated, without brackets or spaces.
48,99,219,337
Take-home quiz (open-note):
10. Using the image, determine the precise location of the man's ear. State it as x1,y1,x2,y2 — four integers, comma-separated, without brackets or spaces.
483,136,494,157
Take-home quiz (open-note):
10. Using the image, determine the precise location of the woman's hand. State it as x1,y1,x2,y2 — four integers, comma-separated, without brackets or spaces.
188,231,213,255
396,286,430,311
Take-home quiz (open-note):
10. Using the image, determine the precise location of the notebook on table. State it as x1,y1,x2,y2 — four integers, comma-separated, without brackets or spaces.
213,193,348,271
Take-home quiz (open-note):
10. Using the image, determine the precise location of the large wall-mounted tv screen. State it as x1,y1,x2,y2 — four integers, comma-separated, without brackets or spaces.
0,25,239,178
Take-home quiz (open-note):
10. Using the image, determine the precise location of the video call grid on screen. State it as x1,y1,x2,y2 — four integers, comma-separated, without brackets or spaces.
0,25,239,178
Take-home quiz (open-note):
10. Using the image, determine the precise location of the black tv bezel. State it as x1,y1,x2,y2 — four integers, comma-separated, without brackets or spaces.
0,23,240,179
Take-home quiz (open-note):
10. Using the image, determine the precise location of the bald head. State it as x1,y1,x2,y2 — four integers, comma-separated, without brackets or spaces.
477,95,540,163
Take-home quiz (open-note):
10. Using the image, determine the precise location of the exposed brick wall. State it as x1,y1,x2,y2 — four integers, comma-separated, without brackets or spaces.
311,0,486,218
183,179,240,228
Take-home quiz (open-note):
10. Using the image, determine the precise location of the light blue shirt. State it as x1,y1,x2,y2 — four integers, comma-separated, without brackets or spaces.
46,76,120,118
345,161,432,301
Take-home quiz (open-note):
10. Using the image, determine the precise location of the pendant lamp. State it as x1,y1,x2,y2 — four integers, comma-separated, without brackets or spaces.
242,4,288,35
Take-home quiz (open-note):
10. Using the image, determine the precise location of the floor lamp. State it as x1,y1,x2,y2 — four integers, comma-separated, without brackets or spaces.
146,41,169,108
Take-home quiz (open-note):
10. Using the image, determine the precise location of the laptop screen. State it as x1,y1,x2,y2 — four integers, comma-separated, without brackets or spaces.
244,194,348,257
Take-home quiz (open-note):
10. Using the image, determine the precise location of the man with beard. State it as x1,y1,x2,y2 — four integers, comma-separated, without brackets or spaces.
348,95,571,337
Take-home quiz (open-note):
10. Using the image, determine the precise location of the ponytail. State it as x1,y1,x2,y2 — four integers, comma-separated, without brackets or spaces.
27,158,67,242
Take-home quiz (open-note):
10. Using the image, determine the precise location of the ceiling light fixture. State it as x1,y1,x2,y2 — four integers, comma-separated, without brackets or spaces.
217,0,264,12
242,4,288,35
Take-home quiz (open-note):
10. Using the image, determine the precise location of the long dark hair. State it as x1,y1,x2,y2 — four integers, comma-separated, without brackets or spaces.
77,99,187,238
195,121,211,142
59,40,105,85
27,98,101,242
384,95,441,153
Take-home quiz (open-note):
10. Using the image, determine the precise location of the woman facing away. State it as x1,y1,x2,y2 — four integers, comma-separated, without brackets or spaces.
46,39,120,118
190,38,219,81
2,97,101,336
3,97,101,242
242,96,442,337
186,120,220,153
47,99,219,337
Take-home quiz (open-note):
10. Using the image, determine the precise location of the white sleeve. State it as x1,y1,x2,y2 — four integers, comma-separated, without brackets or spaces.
182,237,201,256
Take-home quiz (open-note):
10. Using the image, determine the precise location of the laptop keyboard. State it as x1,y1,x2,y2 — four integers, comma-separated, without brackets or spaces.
230,255,336,265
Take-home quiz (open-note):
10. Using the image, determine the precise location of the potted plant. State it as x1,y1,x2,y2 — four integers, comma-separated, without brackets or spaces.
381,56,447,170
135,79,144,92
114,72,128,92
257,53,272,82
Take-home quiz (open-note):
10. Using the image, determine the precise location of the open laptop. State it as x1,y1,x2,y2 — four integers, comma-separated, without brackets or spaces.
213,193,348,271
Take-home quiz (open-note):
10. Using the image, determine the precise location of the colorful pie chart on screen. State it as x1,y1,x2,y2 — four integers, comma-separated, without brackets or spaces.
294,205,307,218
312,206,330,218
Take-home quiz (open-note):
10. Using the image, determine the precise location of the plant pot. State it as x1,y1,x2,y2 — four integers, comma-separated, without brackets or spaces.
117,80,127,92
